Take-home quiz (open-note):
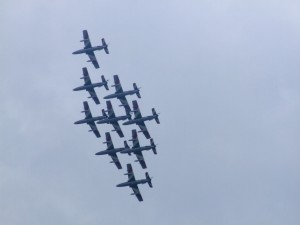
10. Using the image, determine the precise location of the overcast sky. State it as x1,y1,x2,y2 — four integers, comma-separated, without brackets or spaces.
1,1,300,225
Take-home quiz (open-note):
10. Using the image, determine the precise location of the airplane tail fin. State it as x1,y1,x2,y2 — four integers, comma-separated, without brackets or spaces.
101,75,109,90
133,83,141,98
150,138,157,154
145,172,153,188
124,141,131,156
152,108,160,124
102,109,108,117
102,38,109,54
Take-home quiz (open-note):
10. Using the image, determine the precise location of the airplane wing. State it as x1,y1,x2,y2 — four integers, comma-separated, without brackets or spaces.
112,75,131,115
113,75,124,93
131,101,150,138
118,96,131,116
82,30,99,68
82,102,100,137
87,88,100,105
130,130,146,168
105,101,124,137
83,30,92,49
83,101,92,118
86,51,100,69
111,121,124,138
87,121,101,138
137,121,151,139
130,184,143,202
132,100,142,119
126,164,136,182
109,153,122,169
104,132,114,150
82,67,92,85
83,70,100,104
104,133,121,169
106,101,116,118
131,129,140,148
135,151,147,169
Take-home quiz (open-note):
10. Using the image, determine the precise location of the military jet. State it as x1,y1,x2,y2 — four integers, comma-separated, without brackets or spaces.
72,30,109,69
116,164,152,202
103,75,140,116
121,129,157,169
95,132,130,169
123,100,160,139
74,101,107,138
73,67,109,105
96,101,130,138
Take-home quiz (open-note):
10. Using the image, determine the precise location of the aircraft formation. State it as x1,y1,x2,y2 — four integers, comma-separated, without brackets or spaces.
72,30,160,202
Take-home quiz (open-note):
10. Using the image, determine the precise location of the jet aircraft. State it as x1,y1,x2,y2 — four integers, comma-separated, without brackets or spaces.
103,75,140,116
123,100,160,139
95,132,130,169
121,129,157,169
97,101,130,138
72,30,109,69
116,164,152,201
74,101,106,138
73,67,109,105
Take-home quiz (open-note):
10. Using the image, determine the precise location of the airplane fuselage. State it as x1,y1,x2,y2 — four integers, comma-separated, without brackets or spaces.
116,179,148,187
95,147,128,156
104,90,138,99
72,46,104,55
73,82,105,91
74,116,105,125
123,116,157,125
121,146,152,154
97,115,128,124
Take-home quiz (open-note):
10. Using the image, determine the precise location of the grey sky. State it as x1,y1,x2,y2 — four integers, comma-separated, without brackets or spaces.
1,1,300,225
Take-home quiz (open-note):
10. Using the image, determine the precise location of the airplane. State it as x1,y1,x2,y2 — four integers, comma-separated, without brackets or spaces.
72,30,109,69
73,67,109,105
123,100,160,139
116,164,153,202
121,129,157,169
95,132,130,169
97,101,130,138
103,75,140,116
74,101,107,138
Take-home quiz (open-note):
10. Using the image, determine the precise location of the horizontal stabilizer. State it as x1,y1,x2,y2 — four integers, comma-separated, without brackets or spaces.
146,172,153,188
150,138,157,154
152,108,160,124
101,75,109,90
102,38,109,54
133,83,141,98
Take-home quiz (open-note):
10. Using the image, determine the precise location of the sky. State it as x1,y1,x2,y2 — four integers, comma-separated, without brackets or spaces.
1,0,300,225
